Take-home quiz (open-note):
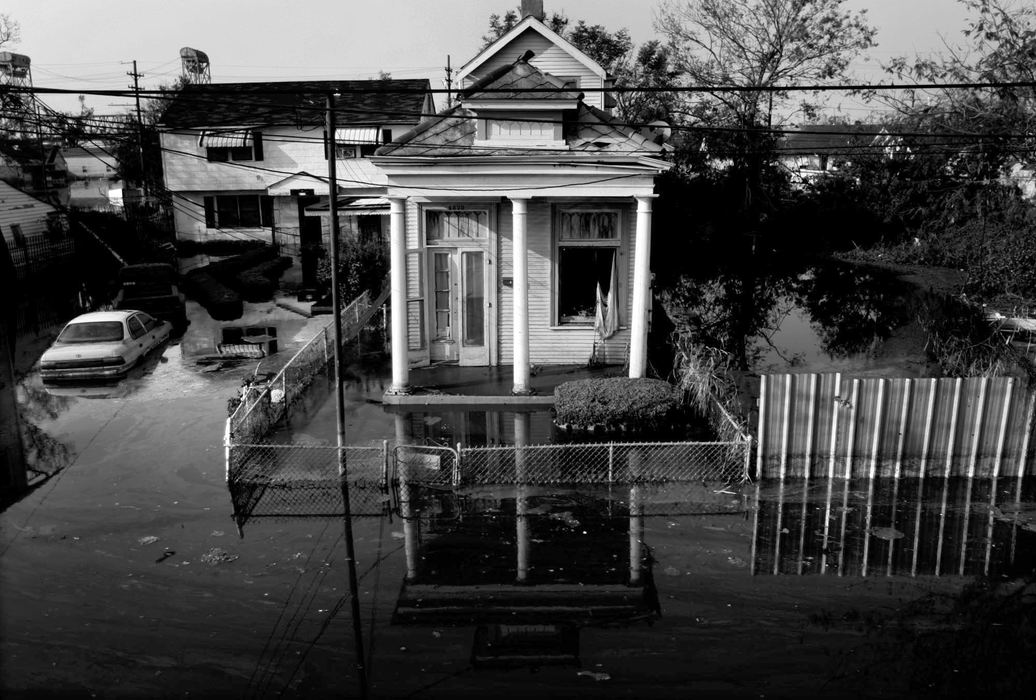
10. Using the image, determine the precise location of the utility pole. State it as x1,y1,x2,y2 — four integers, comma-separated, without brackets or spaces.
127,60,147,202
444,55,453,109
326,91,368,699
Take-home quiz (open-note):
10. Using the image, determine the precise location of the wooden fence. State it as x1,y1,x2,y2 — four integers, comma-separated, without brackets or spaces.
756,373,1036,479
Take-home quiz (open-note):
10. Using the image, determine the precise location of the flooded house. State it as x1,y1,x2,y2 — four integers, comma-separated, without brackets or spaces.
371,2,671,395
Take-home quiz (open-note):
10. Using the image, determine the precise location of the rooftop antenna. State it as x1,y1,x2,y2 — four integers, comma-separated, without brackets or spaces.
179,47,211,84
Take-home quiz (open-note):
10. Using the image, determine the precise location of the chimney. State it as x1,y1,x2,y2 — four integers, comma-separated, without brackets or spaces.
521,0,545,21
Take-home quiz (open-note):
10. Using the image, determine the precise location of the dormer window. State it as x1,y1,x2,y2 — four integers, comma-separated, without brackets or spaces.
473,109,566,149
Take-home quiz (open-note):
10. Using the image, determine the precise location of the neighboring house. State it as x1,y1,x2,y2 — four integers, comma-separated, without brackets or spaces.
778,124,890,187
62,144,122,210
0,141,69,206
158,80,433,287
0,179,74,280
372,8,670,395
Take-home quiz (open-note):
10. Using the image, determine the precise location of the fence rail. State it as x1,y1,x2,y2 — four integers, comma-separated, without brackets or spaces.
757,373,1036,479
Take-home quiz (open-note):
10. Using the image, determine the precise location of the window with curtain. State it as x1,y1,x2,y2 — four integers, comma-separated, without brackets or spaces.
555,209,620,324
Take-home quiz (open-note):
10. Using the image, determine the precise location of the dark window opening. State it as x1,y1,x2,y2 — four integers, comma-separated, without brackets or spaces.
558,247,615,323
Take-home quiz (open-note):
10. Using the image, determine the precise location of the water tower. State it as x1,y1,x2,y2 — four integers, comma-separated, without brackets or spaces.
0,51,35,135
179,47,211,85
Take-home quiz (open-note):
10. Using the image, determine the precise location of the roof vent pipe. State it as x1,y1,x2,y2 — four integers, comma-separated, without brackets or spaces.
521,0,545,21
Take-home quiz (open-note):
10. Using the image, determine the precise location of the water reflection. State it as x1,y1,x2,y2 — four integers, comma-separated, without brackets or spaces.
389,407,555,447
751,476,1036,578
666,260,930,375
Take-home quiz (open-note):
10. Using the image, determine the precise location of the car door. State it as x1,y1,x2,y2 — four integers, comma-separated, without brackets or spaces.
126,315,149,364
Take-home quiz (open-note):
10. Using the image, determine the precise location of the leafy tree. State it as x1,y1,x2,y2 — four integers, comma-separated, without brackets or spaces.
0,13,19,48
482,7,568,46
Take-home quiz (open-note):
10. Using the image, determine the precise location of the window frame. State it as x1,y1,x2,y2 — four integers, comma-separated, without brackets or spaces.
553,206,623,326
422,206,490,246
203,194,274,229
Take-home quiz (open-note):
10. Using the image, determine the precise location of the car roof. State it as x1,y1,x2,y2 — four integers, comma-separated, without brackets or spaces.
65,311,139,324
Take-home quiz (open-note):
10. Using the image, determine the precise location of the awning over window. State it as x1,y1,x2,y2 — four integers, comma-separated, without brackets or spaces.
334,127,380,145
199,130,253,148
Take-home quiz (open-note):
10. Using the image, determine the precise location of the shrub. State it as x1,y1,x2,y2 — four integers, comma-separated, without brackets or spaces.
554,377,681,433
235,257,292,302
182,269,242,320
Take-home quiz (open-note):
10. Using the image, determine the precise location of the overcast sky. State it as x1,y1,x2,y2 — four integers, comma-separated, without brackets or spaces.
4,0,975,116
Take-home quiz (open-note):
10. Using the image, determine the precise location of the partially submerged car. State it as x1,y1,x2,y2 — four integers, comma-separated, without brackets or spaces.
39,310,172,381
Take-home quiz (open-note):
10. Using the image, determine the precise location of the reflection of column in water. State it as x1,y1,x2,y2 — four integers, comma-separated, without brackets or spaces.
838,379,861,575
821,374,843,574
773,476,786,575
515,412,530,583
629,448,643,585
889,379,910,576
395,414,418,582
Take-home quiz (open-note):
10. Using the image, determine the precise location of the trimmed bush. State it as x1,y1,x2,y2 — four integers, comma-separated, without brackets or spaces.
554,377,682,434
235,257,292,302
182,269,242,320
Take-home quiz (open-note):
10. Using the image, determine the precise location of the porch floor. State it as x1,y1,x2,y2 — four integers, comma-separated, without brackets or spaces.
384,362,627,405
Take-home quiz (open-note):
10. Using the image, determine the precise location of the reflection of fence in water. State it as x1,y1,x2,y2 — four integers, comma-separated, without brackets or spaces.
227,443,389,529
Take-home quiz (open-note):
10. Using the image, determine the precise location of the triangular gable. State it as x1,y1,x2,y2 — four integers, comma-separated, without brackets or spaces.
266,171,331,196
457,15,607,84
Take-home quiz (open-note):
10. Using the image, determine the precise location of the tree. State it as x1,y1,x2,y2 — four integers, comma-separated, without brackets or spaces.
0,13,19,48
656,0,876,130
482,7,568,46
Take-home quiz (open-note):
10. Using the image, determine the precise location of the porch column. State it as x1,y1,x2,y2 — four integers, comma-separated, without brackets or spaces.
388,196,409,394
511,197,532,394
629,195,657,379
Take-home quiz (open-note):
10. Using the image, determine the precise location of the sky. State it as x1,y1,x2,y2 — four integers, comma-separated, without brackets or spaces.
3,0,976,118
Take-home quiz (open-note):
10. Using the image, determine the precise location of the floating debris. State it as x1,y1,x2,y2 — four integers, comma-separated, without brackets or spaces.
137,536,159,546
200,547,239,566
868,526,905,541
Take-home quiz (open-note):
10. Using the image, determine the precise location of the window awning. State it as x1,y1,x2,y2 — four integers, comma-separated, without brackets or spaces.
199,130,253,148
334,127,380,145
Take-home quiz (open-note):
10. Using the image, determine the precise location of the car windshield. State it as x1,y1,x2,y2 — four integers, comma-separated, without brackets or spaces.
56,321,124,343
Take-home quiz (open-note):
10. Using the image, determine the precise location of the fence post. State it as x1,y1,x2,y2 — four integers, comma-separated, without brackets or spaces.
454,442,462,487
608,443,614,484
382,439,390,491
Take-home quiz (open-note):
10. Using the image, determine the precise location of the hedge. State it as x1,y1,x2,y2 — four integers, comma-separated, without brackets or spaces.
181,269,243,321
235,257,292,302
554,377,682,433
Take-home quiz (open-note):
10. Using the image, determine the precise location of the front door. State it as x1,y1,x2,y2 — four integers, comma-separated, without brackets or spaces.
429,248,488,365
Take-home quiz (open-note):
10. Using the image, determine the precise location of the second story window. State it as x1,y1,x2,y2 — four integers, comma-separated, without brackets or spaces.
200,129,264,162
333,128,390,158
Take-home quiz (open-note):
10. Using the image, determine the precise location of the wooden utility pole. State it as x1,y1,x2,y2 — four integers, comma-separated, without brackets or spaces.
127,60,147,201
326,92,368,699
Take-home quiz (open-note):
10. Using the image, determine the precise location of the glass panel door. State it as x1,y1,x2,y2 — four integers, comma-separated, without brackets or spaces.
459,250,488,365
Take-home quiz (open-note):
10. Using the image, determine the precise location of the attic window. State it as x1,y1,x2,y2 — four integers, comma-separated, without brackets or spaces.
333,127,385,158
200,130,263,162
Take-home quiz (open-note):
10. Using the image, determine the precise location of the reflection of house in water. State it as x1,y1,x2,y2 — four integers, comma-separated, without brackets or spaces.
751,476,1036,578
393,469,658,666
389,406,554,446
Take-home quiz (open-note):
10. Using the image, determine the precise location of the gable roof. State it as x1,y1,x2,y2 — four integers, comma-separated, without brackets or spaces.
376,84,661,160
780,124,889,155
457,15,607,83
159,79,431,129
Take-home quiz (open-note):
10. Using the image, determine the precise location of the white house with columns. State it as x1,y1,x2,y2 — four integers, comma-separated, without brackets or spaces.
372,15,669,396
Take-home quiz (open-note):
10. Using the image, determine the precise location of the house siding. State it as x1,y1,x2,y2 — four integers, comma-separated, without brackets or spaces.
0,181,73,277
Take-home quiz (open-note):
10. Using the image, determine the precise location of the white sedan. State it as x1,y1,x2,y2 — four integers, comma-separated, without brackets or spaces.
39,310,173,381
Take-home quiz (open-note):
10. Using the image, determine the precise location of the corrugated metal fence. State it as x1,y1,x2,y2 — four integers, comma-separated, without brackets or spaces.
756,373,1036,479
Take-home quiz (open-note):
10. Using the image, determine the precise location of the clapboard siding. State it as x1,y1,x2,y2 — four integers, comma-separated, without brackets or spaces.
497,200,632,366
0,181,73,274
464,29,606,111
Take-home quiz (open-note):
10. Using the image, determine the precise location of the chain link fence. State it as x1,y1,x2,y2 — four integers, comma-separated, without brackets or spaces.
226,287,385,444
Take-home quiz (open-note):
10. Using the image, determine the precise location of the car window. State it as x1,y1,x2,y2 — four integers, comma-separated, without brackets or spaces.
128,317,147,339
139,314,158,331
56,321,124,343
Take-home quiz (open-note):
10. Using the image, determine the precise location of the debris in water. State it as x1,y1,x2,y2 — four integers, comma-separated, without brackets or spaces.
138,536,159,546
664,566,681,576
868,526,905,541
155,549,175,563
200,547,239,566
577,670,611,681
